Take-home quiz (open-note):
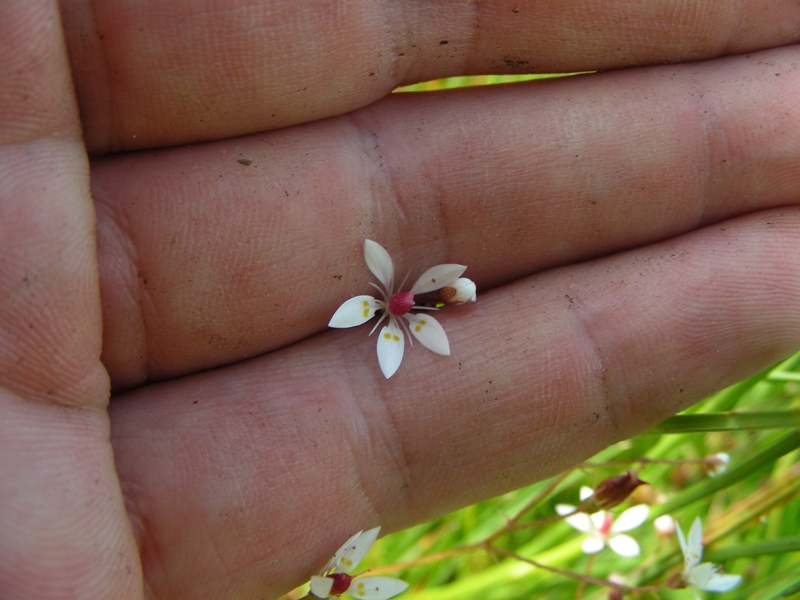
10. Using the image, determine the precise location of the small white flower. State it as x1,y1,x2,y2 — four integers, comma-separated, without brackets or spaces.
329,240,474,378
309,527,409,600
676,518,742,599
556,486,649,558
705,453,730,477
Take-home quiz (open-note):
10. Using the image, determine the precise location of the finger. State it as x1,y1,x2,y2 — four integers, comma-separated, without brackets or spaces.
93,46,800,390
57,0,800,152
110,208,800,599
0,1,140,597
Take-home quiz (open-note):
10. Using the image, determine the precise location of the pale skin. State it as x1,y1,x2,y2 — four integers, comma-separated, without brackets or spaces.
1,1,799,598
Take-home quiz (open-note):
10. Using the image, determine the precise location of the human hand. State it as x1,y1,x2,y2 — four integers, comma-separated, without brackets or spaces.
2,1,799,598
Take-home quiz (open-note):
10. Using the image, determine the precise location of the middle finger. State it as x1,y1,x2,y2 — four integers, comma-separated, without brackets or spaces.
93,45,800,390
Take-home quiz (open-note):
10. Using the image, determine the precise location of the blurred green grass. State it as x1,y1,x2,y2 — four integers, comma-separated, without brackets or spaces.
395,73,580,92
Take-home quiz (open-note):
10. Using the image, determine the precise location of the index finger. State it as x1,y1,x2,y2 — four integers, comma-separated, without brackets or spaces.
59,0,800,152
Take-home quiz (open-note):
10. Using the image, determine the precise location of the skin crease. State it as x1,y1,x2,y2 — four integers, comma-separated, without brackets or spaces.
0,1,799,600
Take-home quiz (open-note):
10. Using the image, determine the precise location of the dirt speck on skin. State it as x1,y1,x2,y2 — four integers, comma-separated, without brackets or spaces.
237,158,253,166
503,56,530,68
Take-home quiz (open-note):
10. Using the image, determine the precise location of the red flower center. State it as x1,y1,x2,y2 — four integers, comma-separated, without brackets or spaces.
329,572,354,596
598,513,614,536
387,291,414,316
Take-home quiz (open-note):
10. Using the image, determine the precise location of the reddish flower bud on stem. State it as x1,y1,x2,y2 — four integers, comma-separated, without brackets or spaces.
582,471,647,512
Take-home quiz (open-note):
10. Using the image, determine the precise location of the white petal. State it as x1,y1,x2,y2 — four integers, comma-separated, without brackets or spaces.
364,240,394,292
589,511,608,532
581,536,605,554
349,576,410,600
310,575,334,598
322,530,362,572
403,313,450,355
329,296,381,328
377,321,405,378
608,534,640,558
564,512,593,534
579,486,595,502
676,521,689,562
687,563,714,588
612,504,649,533
704,573,742,592
409,264,467,294
555,503,576,517
687,517,704,564
331,527,381,573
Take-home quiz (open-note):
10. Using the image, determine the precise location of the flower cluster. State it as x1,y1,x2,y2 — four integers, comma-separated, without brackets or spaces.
309,527,408,600
556,486,650,558
329,240,475,378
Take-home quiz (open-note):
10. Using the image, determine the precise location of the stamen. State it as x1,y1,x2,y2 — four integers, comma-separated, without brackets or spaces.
368,281,388,298
368,312,388,336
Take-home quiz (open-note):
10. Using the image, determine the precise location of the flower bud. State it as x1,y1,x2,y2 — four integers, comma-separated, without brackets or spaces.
607,587,625,600
583,471,647,511
448,278,477,303
415,277,477,307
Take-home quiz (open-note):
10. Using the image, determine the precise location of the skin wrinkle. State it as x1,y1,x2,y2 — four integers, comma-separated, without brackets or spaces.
58,0,115,153
94,189,150,391
375,3,407,85
330,358,415,529
341,395,393,533
346,111,410,231
557,290,620,444
691,73,721,230
82,0,115,153
371,387,416,521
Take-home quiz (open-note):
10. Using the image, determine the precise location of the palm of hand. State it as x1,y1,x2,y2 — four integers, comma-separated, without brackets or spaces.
1,2,799,598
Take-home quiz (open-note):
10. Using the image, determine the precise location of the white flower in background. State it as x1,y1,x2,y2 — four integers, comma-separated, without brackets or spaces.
654,514,676,537
676,517,742,599
329,240,475,378
705,453,730,477
309,527,409,600
556,486,650,557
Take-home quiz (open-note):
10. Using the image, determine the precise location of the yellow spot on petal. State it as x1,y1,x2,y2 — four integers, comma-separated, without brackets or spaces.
420,319,427,325
414,325,421,332
393,334,400,342
383,332,392,340
363,309,370,317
